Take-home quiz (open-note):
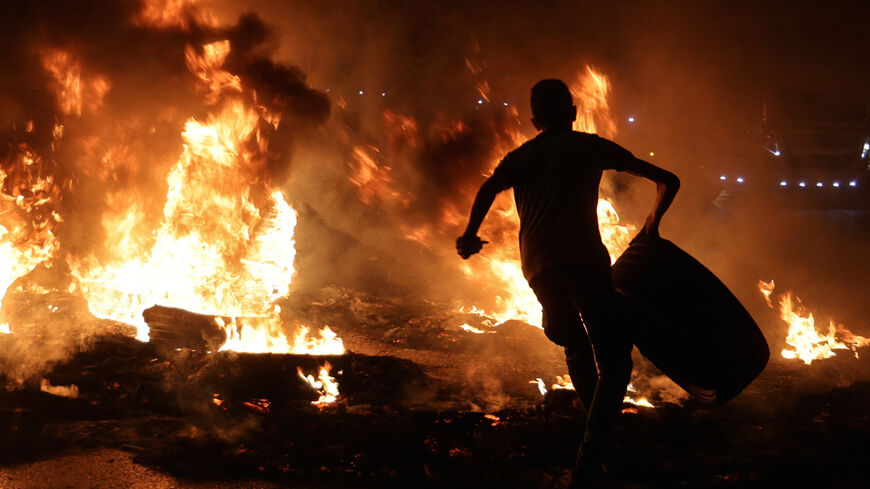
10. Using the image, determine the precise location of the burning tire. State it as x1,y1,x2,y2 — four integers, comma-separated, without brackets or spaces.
612,239,769,404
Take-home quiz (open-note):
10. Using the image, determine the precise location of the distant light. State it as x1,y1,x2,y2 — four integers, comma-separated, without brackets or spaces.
864,142,869,152
849,180,858,187
358,90,364,95
736,177,744,183
477,99,484,105
649,152,655,157
503,102,509,106
816,182,823,187
773,150,781,157
381,92,386,97
833,182,840,188
627,116,636,123
719,175,727,181
779,180,788,187
799,182,806,188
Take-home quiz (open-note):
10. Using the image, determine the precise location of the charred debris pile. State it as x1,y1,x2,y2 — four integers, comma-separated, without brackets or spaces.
2,312,869,489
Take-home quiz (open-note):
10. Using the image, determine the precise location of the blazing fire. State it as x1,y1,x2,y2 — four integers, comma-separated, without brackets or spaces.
59,38,343,356
759,280,869,364
0,2,344,406
0,143,62,331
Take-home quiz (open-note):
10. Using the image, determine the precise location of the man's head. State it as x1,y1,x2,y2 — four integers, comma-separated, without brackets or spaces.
530,79,576,131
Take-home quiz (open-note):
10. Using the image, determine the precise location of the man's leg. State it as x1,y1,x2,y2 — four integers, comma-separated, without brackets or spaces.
563,266,633,479
530,271,598,411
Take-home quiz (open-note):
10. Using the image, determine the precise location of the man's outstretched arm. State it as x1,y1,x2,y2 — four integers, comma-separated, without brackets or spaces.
621,157,680,240
457,173,511,259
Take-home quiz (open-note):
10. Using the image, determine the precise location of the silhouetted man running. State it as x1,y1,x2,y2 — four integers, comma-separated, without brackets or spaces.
457,79,679,488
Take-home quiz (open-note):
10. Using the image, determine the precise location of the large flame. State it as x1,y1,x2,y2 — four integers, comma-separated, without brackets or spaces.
0,143,62,330
60,38,343,354
759,280,869,364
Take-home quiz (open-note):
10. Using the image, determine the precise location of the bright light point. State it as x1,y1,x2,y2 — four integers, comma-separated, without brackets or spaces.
833,182,840,187
799,182,806,187
477,99,484,105
864,143,869,151
719,175,727,181
627,116,636,123
649,152,655,157
381,92,386,97
358,90,364,95
503,102,509,106
773,150,781,157
849,181,858,187
780,181,788,187
816,182,823,187
736,177,744,183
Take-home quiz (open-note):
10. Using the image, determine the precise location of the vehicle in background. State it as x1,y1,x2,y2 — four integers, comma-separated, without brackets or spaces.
715,91,870,209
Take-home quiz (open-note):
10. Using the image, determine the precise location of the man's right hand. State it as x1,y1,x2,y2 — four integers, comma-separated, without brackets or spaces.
456,235,487,259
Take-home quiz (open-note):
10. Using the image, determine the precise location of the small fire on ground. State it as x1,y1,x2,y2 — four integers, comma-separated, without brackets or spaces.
530,375,655,411
297,362,340,407
759,280,869,364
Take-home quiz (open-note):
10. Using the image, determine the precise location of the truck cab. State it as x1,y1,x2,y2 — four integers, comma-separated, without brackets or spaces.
716,91,870,209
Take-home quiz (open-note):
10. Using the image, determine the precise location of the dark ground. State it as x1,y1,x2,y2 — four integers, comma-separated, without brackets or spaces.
1,319,870,489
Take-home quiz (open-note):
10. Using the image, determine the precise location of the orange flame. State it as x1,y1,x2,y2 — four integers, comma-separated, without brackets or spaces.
759,280,869,364
0,144,62,326
297,362,340,407
572,66,617,139
62,39,343,356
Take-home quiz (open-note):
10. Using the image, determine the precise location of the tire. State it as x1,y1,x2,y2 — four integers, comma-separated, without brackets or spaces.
612,239,769,404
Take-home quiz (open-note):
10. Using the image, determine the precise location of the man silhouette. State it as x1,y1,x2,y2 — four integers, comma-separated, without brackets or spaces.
457,79,679,487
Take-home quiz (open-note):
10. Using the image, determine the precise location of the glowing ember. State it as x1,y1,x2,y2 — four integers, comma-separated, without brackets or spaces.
39,379,79,399
530,378,548,396
459,323,490,334
622,396,655,409
552,374,574,390
759,280,869,364
298,362,340,407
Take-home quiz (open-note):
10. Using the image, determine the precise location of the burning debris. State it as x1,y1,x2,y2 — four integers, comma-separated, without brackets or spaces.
0,0,342,387
759,280,870,364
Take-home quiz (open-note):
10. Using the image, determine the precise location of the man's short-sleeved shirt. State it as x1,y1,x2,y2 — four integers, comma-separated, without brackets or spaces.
492,130,634,281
